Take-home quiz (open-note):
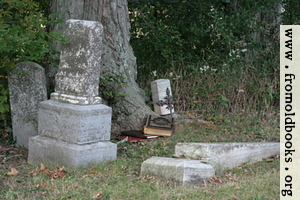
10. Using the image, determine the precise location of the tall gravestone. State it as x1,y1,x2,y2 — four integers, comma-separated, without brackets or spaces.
28,19,117,167
151,79,174,115
8,62,47,148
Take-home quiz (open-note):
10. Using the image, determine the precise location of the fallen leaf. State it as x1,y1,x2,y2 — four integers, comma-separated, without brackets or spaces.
210,177,218,181
41,182,47,187
234,186,241,190
28,168,38,176
163,142,169,146
2,131,8,138
93,193,104,198
90,170,99,174
29,163,49,176
39,163,49,174
7,168,18,175
49,166,65,179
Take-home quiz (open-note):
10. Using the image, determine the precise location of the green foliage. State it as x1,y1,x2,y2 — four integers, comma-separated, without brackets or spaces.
129,0,282,113
0,0,66,71
99,74,127,105
0,0,66,141
282,0,300,24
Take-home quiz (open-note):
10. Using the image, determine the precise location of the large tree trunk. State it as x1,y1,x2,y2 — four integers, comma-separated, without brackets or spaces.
48,0,155,132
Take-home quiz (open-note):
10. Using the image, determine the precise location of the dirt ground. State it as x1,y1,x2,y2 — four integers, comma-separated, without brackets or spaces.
0,142,29,189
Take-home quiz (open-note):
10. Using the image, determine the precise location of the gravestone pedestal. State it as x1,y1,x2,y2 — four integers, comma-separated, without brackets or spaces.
28,100,117,167
28,136,116,167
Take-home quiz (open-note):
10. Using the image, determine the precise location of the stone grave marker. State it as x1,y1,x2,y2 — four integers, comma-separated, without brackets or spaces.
175,142,280,170
28,19,117,167
8,62,47,148
151,79,174,115
50,19,102,105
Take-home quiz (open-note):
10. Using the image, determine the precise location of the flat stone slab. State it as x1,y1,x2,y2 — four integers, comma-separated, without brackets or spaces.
140,157,215,185
38,100,112,144
28,136,117,167
175,142,280,170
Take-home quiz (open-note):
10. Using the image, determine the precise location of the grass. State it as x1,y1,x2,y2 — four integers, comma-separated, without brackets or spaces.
0,111,279,200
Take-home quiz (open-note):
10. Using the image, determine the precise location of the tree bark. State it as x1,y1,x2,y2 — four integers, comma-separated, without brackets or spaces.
48,0,155,132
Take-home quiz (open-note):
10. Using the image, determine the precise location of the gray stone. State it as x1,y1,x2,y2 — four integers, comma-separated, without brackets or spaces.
175,142,280,171
38,100,112,144
8,62,47,148
28,19,117,167
140,157,215,185
151,79,173,115
51,19,103,105
28,135,117,167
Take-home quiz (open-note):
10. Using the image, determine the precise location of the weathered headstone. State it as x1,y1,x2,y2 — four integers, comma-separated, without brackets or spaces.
8,62,47,148
151,79,173,115
175,142,280,170
50,19,102,105
28,19,117,167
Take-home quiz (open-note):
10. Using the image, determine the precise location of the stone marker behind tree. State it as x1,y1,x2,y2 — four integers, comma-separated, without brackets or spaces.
8,62,47,148
28,19,117,167
151,79,174,115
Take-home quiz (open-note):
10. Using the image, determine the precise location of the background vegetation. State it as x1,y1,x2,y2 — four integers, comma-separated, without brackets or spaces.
129,0,283,115
0,0,284,199
0,0,65,142
0,0,297,140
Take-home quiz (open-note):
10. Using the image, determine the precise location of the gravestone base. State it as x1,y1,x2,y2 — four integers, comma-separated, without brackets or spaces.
28,136,117,167
38,100,112,144
27,100,117,167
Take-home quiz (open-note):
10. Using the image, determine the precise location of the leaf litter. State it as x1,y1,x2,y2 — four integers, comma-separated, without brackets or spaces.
29,163,66,179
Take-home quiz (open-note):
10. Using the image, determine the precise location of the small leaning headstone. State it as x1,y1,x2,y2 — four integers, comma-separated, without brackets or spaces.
151,79,174,115
8,62,47,148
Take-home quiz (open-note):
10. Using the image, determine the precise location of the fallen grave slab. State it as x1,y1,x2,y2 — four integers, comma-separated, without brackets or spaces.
175,142,279,171
140,157,215,185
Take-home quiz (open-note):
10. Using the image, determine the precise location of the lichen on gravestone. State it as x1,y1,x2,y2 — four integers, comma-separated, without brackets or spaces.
50,19,103,105
8,62,47,148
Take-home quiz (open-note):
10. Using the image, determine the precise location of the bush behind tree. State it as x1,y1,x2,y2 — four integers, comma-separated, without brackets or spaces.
0,0,66,142
129,0,282,113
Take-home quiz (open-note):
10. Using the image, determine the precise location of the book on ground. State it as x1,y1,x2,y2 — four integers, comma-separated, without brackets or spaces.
120,130,159,139
119,135,159,143
143,115,174,136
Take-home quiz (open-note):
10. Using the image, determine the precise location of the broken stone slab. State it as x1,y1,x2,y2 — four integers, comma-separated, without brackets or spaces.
175,142,280,171
51,19,103,105
8,62,47,148
28,135,117,167
38,100,112,144
140,157,215,185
